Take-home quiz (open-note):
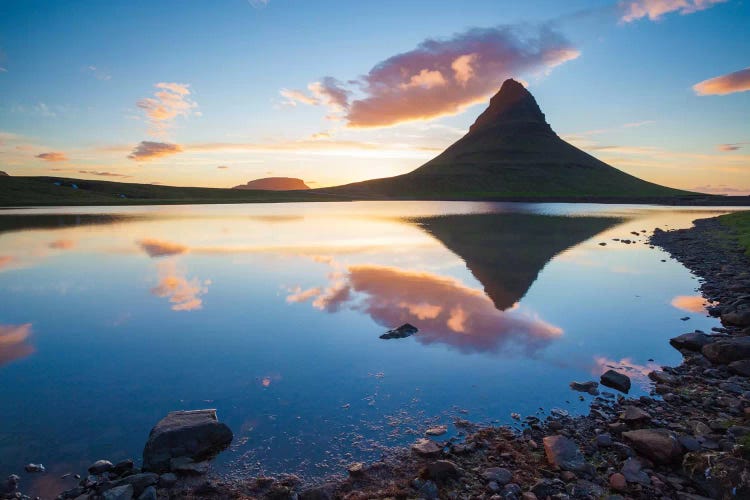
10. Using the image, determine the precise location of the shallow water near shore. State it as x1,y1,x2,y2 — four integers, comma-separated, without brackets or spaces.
0,201,747,496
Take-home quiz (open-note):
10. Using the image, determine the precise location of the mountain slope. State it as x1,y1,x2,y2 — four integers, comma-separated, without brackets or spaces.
320,79,692,200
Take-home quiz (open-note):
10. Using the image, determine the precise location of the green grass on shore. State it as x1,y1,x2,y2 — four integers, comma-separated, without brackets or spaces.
719,211,750,255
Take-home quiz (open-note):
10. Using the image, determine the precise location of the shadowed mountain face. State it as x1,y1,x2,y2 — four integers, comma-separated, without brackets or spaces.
412,213,623,310
0,171,8,177
233,177,310,191
320,79,689,200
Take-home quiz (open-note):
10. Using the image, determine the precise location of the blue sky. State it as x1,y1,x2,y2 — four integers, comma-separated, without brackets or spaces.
0,0,748,192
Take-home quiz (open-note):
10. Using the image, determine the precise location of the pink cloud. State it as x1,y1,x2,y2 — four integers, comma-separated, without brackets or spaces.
127,141,183,161
35,152,68,162
137,82,197,137
283,25,579,128
693,67,750,96
620,0,727,22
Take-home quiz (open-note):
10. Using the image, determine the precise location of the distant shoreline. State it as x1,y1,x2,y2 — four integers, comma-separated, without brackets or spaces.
2,175,750,208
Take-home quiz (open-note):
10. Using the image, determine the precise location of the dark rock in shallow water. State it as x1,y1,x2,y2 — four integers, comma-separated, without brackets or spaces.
24,463,45,473
702,336,750,364
569,380,599,395
622,428,684,464
142,409,233,473
669,331,715,352
600,369,631,393
380,323,418,339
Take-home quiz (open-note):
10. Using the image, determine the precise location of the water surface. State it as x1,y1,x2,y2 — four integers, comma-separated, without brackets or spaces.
0,201,745,495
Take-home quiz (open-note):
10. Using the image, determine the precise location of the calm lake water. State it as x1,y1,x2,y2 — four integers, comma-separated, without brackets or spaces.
0,201,746,495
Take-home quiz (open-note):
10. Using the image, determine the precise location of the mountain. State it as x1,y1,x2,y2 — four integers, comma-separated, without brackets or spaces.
318,79,691,200
0,171,8,176
413,213,621,310
233,177,310,191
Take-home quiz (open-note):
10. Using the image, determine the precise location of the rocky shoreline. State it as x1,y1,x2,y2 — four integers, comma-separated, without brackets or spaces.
4,215,750,500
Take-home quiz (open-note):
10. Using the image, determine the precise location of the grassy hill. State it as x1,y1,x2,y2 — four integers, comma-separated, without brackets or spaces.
0,176,346,206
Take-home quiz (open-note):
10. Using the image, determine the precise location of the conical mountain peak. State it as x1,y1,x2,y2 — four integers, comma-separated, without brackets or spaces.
468,79,548,134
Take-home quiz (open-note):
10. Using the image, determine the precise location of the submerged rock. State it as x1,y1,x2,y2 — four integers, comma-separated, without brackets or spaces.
425,425,447,436
380,323,418,339
600,370,631,393
24,463,45,473
569,381,599,395
142,409,233,473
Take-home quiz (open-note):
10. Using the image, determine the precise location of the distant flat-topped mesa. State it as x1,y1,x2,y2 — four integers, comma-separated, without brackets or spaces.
319,79,691,200
233,177,310,191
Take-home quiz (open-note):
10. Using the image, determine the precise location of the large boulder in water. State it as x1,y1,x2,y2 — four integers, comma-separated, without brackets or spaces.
142,409,233,473
669,331,715,352
600,369,631,393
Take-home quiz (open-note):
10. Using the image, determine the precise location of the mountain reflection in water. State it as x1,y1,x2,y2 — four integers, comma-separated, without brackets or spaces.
287,213,622,354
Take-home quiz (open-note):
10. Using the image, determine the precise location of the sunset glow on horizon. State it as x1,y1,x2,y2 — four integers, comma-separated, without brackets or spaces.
1,0,748,193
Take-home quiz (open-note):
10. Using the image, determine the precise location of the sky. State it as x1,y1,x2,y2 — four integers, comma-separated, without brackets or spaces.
0,0,748,193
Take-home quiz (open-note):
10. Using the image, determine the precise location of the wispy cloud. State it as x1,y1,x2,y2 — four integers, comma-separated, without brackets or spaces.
87,65,111,81
78,170,131,178
136,82,197,137
693,67,750,96
283,24,579,128
717,143,746,151
619,0,727,23
35,151,68,162
127,141,183,161
248,0,269,8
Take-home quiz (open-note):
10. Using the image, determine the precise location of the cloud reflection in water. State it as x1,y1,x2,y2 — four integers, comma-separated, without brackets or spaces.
289,263,562,355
